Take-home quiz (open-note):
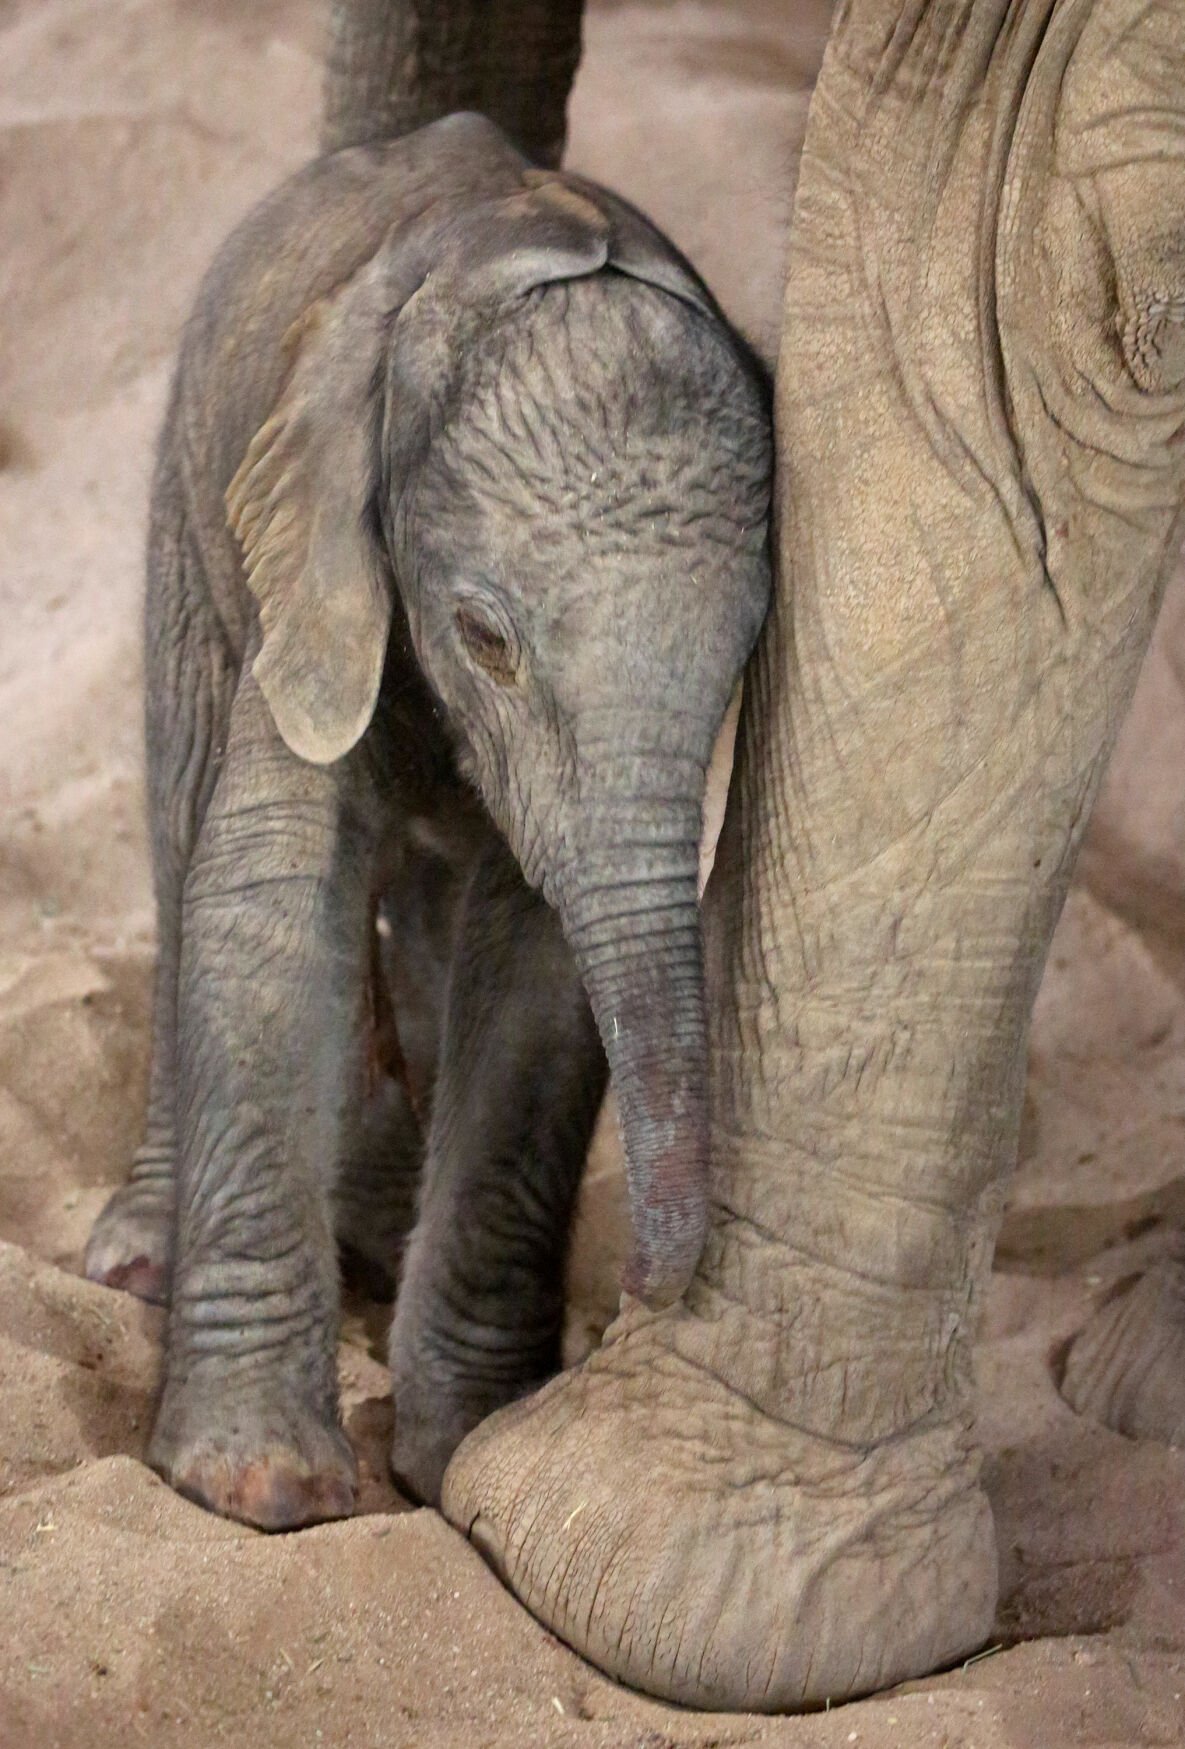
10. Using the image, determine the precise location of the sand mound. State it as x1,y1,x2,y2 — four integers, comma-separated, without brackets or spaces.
3,1,1183,1743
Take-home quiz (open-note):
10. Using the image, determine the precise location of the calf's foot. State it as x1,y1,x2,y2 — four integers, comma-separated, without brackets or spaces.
389,1268,557,1507
390,1367,513,1509
149,1375,356,1530
442,1302,996,1711
390,1357,551,1509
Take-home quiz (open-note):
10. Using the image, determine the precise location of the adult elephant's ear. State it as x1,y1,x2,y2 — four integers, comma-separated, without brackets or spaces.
226,250,405,767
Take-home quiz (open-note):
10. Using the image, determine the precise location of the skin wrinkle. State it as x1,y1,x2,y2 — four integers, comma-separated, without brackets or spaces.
706,1189,964,1273
568,1511,624,1649
644,1330,952,1455
177,1235,308,1284
179,1133,316,1247
565,896,701,945
177,1299,312,1332
432,1315,561,1372
1061,467,1167,527
753,1058,999,1153
859,11,1060,587
700,1223,967,1310
169,1251,322,1315
1034,365,1170,488
694,1282,953,1369
615,1573,650,1673
532,1484,592,1635
764,741,1060,951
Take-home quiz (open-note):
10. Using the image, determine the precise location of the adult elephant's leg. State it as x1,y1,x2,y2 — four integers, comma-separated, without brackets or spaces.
321,0,583,166
444,0,1185,1711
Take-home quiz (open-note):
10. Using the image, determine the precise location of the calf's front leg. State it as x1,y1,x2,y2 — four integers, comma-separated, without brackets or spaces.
148,662,372,1530
390,835,606,1505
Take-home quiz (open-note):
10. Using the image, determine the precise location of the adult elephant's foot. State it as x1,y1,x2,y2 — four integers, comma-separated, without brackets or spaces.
442,1302,996,1711
1061,1253,1185,1447
83,1166,173,1305
149,1378,357,1530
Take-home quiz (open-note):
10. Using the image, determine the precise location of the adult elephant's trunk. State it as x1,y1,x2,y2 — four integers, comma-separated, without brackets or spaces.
553,798,707,1309
321,0,584,166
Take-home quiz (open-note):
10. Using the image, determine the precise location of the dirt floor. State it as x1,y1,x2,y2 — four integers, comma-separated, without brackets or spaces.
2,1,1184,1744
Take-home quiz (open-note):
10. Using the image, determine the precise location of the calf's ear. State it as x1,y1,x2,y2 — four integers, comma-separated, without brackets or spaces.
226,250,406,766
226,181,611,766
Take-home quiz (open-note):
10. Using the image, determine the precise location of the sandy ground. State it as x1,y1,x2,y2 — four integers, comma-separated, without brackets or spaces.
2,2,1184,1744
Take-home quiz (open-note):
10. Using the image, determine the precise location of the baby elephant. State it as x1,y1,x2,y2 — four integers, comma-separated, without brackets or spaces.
85,112,772,1527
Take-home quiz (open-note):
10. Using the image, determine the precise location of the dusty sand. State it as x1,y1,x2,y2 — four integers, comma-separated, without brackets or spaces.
1,2,1183,1744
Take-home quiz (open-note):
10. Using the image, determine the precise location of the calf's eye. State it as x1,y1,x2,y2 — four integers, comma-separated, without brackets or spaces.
455,605,518,687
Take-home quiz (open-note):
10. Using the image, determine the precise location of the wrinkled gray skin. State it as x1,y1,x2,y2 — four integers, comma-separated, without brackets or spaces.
83,112,772,1524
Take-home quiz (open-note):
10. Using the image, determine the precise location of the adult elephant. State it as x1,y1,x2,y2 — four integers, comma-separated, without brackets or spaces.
326,0,1185,1712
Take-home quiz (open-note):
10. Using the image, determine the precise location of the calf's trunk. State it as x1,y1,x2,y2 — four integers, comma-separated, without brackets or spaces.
560,842,708,1308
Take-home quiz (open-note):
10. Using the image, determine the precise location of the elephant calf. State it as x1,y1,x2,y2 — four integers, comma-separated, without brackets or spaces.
84,111,772,1527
